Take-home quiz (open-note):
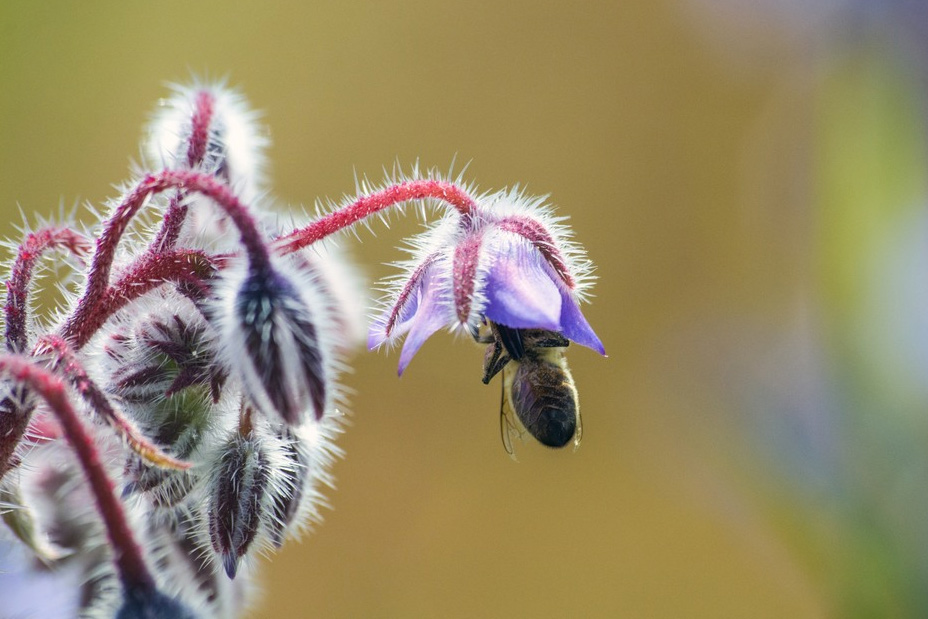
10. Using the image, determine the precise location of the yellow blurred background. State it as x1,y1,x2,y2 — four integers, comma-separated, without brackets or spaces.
3,1,927,617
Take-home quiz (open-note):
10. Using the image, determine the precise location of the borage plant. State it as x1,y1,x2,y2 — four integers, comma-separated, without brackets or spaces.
0,83,604,618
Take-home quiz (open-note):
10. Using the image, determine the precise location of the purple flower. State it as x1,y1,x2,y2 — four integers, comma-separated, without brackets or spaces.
369,188,605,374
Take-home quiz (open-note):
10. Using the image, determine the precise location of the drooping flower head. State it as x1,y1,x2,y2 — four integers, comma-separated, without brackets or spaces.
370,186,604,374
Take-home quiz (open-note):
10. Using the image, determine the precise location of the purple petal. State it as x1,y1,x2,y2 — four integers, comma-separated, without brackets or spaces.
396,268,450,375
367,297,416,350
368,257,437,350
367,281,422,350
483,242,561,330
558,288,606,355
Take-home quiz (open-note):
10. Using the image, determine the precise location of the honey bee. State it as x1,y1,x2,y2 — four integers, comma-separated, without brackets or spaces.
477,322,582,456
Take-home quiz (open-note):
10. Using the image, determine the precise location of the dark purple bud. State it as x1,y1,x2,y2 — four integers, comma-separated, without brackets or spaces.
208,433,270,579
111,315,226,404
268,429,308,548
234,268,327,424
116,586,197,619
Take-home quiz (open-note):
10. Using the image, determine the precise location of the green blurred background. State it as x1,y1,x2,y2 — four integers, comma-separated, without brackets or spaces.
3,1,927,617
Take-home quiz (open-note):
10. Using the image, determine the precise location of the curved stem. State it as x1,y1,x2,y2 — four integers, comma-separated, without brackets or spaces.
4,227,91,353
1,227,91,480
62,170,270,347
274,179,478,254
0,354,155,591
63,249,216,348
151,90,216,253
151,193,190,254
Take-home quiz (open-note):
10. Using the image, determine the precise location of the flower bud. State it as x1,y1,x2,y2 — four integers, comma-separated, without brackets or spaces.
116,586,197,619
267,428,308,548
105,311,221,506
107,313,226,406
228,265,329,425
208,432,270,579
146,83,267,204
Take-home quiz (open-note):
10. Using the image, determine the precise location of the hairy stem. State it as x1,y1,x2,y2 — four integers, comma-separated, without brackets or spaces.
4,227,91,353
63,249,216,348
274,179,477,254
151,90,216,252
0,355,155,591
1,227,91,480
63,170,270,347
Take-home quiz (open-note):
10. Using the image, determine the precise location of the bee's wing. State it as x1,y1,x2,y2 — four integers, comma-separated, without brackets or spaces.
572,389,583,452
499,364,520,461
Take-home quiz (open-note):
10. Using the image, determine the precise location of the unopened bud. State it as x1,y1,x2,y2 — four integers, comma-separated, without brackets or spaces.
117,586,197,619
208,433,270,579
233,267,328,424
267,429,308,548
146,84,267,203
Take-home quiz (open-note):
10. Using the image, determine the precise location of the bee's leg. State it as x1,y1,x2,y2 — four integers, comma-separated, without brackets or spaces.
494,324,526,360
482,341,510,384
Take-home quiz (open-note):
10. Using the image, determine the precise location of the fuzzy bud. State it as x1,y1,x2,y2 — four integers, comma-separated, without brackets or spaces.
146,83,267,203
208,432,270,579
267,428,308,548
116,587,198,619
108,313,226,405
104,311,221,506
226,265,328,425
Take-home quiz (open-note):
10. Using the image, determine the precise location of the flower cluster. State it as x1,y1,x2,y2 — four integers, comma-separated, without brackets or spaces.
0,82,602,617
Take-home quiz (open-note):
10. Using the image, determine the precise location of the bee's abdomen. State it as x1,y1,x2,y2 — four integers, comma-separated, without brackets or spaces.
511,361,577,448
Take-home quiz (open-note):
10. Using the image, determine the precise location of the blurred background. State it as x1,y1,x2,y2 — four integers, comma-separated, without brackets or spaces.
2,0,927,616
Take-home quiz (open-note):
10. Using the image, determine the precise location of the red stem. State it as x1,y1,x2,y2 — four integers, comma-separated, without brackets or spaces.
186,91,214,168
62,170,270,347
150,193,190,254
151,90,216,252
0,354,155,591
3,249,211,477
4,228,91,353
62,249,216,348
275,179,477,254
1,228,91,480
